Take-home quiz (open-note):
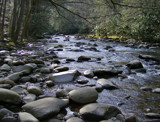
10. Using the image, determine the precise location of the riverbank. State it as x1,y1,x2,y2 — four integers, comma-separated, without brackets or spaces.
0,35,160,122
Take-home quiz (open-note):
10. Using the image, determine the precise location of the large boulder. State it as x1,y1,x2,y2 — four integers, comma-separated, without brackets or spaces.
93,69,122,78
68,87,98,104
97,79,118,89
127,60,143,69
80,103,121,121
22,97,68,120
0,88,21,104
49,70,80,83
18,112,39,122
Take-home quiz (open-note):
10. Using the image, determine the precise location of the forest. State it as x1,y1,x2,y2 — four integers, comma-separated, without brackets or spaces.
0,0,160,122
0,0,160,43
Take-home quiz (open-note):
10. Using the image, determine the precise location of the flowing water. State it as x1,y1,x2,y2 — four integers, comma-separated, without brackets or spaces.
26,35,160,121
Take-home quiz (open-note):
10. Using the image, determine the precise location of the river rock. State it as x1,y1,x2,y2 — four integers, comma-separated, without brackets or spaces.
7,72,23,82
18,112,39,122
93,69,122,78
68,87,98,104
11,85,28,94
83,70,94,78
79,103,121,121
0,108,14,120
140,86,152,91
23,94,36,104
12,60,25,66
0,88,21,104
55,89,70,98
46,80,54,87
152,88,160,93
0,78,15,87
40,67,51,73
0,50,9,56
145,113,160,119
77,79,89,84
125,115,138,122
0,84,11,89
12,64,34,74
139,54,158,61
97,79,118,89
66,117,84,122
0,64,11,71
54,66,69,72
22,97,68,119
27,86,43,96
127,60,143,69
1,116,17,122
49,70,80,83
21,76,32,83
77,56,91,62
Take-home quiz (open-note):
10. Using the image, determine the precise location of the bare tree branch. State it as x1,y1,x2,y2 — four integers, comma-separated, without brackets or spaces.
48,0,91,24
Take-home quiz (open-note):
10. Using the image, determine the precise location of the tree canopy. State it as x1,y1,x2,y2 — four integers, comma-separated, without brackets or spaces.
0,0,160,43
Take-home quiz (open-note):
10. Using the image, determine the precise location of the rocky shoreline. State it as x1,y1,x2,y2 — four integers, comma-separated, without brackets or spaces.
0,35,160,122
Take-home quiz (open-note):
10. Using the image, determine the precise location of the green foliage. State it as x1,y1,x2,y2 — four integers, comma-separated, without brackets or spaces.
29,12,52,37
93,0,160,41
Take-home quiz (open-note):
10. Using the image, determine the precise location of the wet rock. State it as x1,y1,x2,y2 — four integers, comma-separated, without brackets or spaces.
83,70,94,78
140,86,152,91
54,66,69,72
94,86,104,92
77,56,91,62
139,54,159,61
0,88,21,104
105,46,112,50
76,79,89,84
66,58,75,62
22,97,68,120
68,87,98,104
21,76,32,83
0,108,14,120
66,117,84,122
12,64,34,74
0,50,9,56
23,94,36,104
0,84,11,89
55,89,69,98
127,60,143,69
0,64,11,71
12,60,25,66
40,67,51,73
27,86,43,96
135,68,146,73
18,112,39,122
93,69,122,78
7,72,22,82
47,118,61,122
1,116,18,122
152,88,160,93
145,113,160,119
143,119,160,122
80,103,121,121
97,79,118,89
125,115,138,122
52,59,60,64
11,85,28,95
49,70,80,83
0,78,15,87
46,80,54,87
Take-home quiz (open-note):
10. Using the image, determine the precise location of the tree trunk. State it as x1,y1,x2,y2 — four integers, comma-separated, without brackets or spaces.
14,0,25,42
